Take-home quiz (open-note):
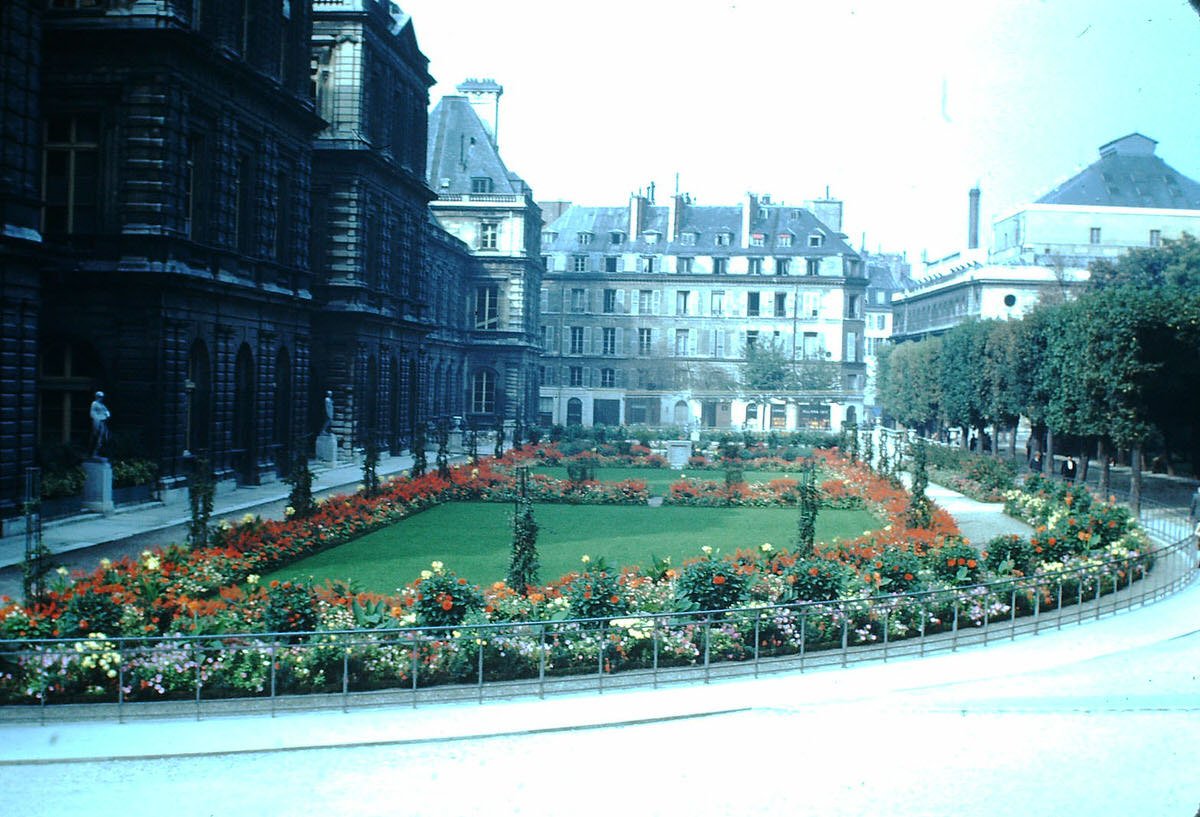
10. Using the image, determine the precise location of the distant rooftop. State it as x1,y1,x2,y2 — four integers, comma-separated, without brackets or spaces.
1035,133,1200,210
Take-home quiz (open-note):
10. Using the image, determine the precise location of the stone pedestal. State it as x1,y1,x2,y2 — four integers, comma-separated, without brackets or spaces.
666,440,691,470
316,433,338,464
82,458,114,514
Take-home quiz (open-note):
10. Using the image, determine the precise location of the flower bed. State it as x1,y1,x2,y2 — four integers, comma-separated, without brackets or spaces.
0,448,1157,707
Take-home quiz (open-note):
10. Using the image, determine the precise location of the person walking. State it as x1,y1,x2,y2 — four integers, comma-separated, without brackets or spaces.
1061,456,1078,483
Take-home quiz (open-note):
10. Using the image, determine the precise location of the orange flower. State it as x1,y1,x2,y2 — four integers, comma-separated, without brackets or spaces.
808,567,820,576
610,595,619,603
270,580,280,589
457,578,468,585
947,558,957,567
713,575,727,585
903,572,914,581
440,599,453,611
966,559,977,569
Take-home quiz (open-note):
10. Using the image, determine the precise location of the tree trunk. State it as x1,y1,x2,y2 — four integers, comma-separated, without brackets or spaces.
1077,437,1091,484
1130,442,1143,516
1008,424,1017,461
1045,430,1056,476
1098,438,1111,498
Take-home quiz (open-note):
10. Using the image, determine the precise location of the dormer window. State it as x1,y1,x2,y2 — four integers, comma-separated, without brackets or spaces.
609,231,624,245
808,232,825,248
777,234,792,247
577,231,594,245
541,231,558,244
715,232,733,246
471,177,493,193
644,231,660,245
750,233,765,247
680,232,697,246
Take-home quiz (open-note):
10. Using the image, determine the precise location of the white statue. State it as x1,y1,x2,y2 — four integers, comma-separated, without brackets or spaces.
322,390,334,435
88,391,110,457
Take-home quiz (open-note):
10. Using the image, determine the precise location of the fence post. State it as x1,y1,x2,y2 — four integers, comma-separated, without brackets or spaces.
840,606,849,667
703,618,711,685
269,638,277,718
753,615,761,678
193,640,202,721
597,625,605,694
652,621,659,689
919,602,926,657
1033,582,1041,635
1056,580,1064,629
410,632,418,709
342,641,349,713
951,595,960,651
882,608,889,662
538,624,546,700
1009,586,1017,640
799,611,806,672
477,634,485,704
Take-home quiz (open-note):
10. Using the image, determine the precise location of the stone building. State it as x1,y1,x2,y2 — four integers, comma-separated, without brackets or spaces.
0,2,528,522
537,190,868,431
426,80,542,427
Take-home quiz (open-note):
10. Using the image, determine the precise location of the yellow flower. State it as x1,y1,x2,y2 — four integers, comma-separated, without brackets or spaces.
56,567,69,576
246,574,260,585
431,560,444,572
581,554,590,564
760,543,773,553
701,545,713,556
284,506,295,518
420,569,433,580
99,558,111,569
241,513,255,524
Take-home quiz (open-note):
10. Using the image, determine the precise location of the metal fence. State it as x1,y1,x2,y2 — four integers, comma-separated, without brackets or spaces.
1,490,1195,725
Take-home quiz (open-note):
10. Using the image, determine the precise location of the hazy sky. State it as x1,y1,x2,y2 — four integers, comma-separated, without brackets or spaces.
401,0,1200,264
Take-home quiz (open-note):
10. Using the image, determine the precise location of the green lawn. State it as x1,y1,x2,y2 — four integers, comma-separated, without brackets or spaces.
263,502,880,593
529,465,803,495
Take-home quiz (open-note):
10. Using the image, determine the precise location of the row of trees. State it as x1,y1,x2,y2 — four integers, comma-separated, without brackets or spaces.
876,235,1200,506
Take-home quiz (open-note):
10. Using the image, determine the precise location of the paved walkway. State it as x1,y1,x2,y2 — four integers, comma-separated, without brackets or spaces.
0,449,469,601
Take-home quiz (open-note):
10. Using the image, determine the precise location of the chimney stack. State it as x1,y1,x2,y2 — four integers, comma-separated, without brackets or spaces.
456,78,503,148
968,186,981,250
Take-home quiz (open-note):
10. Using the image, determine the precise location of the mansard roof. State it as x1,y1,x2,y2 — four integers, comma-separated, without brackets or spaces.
426,95,528,196
1035,133,1200,210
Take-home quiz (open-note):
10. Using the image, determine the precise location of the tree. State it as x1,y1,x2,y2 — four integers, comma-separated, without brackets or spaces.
741,341,795,392
939,320,990,448
982,319,1023,458
508,471,539,592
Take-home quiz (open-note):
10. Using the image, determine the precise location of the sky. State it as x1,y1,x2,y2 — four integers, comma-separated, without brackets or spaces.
400,0,1200,265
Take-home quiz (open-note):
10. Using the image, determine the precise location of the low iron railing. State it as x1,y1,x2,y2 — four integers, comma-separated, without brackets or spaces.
1,491,1194,724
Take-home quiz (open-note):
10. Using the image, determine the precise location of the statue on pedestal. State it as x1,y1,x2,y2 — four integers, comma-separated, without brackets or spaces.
88,391,110,458
322,390,334,434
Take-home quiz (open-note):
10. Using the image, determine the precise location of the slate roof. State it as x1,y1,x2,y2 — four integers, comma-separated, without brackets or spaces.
542,202,855,256
1035,133,1200,210
426,95,528,196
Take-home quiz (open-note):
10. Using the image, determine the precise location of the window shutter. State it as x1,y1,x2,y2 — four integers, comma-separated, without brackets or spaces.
688,329,698,357
540,289,549,313
588,367,598,387
698,329,710,355
651,290,662,315
739,331,747,355
616,368,627,387
614,327,623,354
631,292,640,315
665,290,675,316
592,328,602,354
581,326,590,354
725,331,734,358
616,289,625,312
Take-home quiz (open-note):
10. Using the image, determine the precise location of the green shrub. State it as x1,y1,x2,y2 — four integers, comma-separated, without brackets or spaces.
872,546,924,593
42,467,85,499
564,569,626,620
928,540,985,585
983,534,1037,576
675,555,746,612
784,559,849,602
413,567,484,627
60,591,123,637
112,459,158,488
263,580,318,633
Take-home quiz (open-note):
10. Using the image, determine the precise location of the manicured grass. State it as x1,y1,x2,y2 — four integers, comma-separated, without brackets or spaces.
264,501,881,593
530,465,803,495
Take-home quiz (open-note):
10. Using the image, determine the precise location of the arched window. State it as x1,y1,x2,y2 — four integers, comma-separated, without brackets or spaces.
566,397,583,426
471,369,496,414
232,343,255,483
673,400,689,425
746,403,758,422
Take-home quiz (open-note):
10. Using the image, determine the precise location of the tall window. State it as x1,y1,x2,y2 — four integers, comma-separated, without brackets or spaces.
676,290,690,315
571,255,588,272
713,257,728,275
1089,227,1101,244
570,288,586,313
746,330,759,350
775,258,790,276
675,329,689,356
471,369,495,414
602,327,616,355
640,256,656,273
638,328,652,356
603,289,617,313
275,169,292,262
569,366,584,386
1150,229,1162,247
806,258,819,276
232,154,254,253
638,290,653,313
748,257,763,275
570,326,584,354
677,257,694,273
601,368,615,388
774,292,787,316
42,115,100,236
474,285,499,329
479,222,498,249
604,256,619,272
711,290,724,315
747,292,760,316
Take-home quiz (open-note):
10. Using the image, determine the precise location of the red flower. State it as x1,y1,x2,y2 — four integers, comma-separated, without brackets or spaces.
440,599,453,611
903,573,914,581
808,567,820,576
712,575,726,585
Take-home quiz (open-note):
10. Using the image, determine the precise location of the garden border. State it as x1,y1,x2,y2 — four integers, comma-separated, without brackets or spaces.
2,490,1192,724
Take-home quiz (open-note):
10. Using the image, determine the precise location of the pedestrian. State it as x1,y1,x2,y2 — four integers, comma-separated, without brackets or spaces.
1024,436,1032,463
1061,456,1077,483
1030,453,1043,473
1190,485,1200,526
969,435,977,452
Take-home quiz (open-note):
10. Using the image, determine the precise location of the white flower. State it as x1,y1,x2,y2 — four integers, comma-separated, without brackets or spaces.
56,567,69,576
99,558,111,569
246,574,260,585
431,560,444,572
241,513,255,525
760,542,774,553
581,554,591,564
701,545,713,556
284,506,295,518
420,570,433,580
